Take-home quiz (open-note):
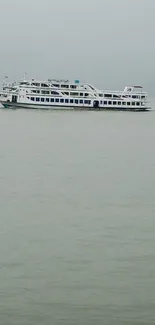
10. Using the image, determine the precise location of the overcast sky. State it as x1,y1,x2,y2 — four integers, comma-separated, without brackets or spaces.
0,0,154,93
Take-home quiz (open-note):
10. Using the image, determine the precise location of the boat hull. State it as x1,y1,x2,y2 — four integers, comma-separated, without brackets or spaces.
1,102,75,110
0,101,151,111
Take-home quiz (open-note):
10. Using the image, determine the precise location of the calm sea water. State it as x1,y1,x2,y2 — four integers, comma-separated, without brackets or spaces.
0,108,155,324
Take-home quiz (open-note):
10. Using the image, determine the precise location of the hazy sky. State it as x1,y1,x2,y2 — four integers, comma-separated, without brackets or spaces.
0,0,154,93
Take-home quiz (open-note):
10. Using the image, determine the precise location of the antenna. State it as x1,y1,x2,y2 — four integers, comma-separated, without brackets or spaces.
23,72,27,81
2,75,8,87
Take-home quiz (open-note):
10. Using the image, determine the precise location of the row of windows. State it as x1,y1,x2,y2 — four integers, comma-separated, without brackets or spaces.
103,94,145,99
32,90,59,95
28,97,141,106
31,82,78,89
52,84,77,89
101,101,140,106
29,97,91,104
102,94,127,98
32,90,89,97
31,83,49,87
63,92,89,97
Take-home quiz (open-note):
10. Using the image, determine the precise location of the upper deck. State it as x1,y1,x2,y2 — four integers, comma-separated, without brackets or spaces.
1,77,148,102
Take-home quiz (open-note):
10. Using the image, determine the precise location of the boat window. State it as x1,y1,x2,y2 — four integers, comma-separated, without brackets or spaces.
20,82,30,86
70,85,77,89
108,101,112,105
70,92,77,96
41,98,44,102
80,100,83,104
55,98,59,103
118,101,121,105
51,91,59,95
122,102,126,105
32,83,40,87
60,99,64,103
132,102,135,105
104,101,107,105
104,94,112,98
32,90,40,94
85,93,89,97
65,99,69,103
31,97,35,101
99,94,103,97
80,93,84,97
42,90,50,94
75,99,78,104
136,102,140,106
132,95,138,99
64,92,69,95
70,99,73,103
36,97,40,102
127,102,130,105
61,85,69,88
41,83,49,87
51,98,54,102
84,100,90,104
100,101,103,105
46,98,49,102
113,101,117,105
113,94,119,98
141,95,146,99
53,84,59,88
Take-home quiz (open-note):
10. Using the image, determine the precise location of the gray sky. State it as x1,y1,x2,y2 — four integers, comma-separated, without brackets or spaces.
0,0,154,93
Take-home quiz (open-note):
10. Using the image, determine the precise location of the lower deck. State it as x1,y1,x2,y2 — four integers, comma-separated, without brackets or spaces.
1,101,150,111
1,92,149,110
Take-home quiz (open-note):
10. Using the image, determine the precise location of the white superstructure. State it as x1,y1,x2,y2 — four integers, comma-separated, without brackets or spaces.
0,77,151,111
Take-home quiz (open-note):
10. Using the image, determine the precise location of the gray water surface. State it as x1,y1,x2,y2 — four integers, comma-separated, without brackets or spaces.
0,109,155,324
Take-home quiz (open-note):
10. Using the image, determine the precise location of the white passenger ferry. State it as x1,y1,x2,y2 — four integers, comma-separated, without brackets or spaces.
0,77,151,111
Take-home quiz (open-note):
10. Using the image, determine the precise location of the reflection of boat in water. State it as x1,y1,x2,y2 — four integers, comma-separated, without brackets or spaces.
0,76,151,111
